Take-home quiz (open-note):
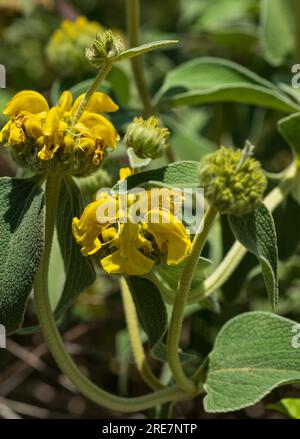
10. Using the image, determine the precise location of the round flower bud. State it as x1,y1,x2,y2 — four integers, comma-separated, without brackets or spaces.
85,30,125,69
198,145,267,216
124,116,170,159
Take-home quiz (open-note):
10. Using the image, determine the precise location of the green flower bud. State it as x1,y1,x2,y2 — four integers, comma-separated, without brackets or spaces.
85,30,125,68
198,145,267,216
124,116,170,159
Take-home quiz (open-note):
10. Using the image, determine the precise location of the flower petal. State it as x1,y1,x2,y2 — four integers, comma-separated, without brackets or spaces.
92,123,119,148
43,106,60,136
59,91,73,113
24,116,43,139
9,122,25,145
102,221,154,275
72,92,119,114
101,248,154,275
3,90,49,116
145,209,191,265
72,194,118,256
79,112,119,147
119,167,132,180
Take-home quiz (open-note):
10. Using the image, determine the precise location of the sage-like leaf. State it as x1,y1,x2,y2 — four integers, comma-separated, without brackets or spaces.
260,0,294,67
228,203,278,307
127,276,196,364
115,161,200,191
127,276,167,361
116,40,178,61
0,177,44,334
155,57,298,112
149,257,212,305
55,178,96,316
204,312,300,413
278,112,300,159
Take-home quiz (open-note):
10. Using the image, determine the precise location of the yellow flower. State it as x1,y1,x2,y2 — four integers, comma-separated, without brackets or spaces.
3,90,49,116
119,167,132,180
101,221,154,275
143,209,191,265
46,16,103,76
0,90,119,175
72,189,191,276
72,192,118,256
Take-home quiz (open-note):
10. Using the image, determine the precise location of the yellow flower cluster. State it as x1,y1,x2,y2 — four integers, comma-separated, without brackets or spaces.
0,90,119,175
72,188,191,276
46,16,102,76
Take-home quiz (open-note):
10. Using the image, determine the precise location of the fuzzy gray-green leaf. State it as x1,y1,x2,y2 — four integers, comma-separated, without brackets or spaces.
117,40,178,61
204,311,300,412
115,161,200,190
0,177,44,334
229,203,278,307
260,0,295,67
55,178,96,316
127,276,167,359
156,57,298,112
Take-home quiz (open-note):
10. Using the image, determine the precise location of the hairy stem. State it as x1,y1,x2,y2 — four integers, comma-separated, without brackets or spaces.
120,277,163,391
72,61,112,125
127,0,153,116
167,205,218,393
34,175,186,412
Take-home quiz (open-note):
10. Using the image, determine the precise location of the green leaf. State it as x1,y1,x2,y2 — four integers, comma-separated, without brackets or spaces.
116,40,178,61
0,177,44,334
68,78,110,99
163,112,214,161
155,57,299,112
204,311,300,413
260,0,295,66
50,78,110,105
274,194,300,260
196,0,256,32
107,65,130,106
278,112,300,159
64,66,130,106
127,276,197,365
115,161,200,190
149,257,212,305
228,203,278,307
127,276,167,361
278,113,300,204
267,398,300,419
54,178,96,316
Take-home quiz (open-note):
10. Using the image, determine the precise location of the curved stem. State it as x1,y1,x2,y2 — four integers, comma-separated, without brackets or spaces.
72,61,112,125
127,0,153,116
120,277,163,391
167,205,218,393
34,175,186,412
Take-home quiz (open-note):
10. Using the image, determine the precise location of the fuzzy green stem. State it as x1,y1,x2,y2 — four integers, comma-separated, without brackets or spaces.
167,205,218,393
72,61,112,125
34,175,186,412
120,277,163,391
127,0,153,116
